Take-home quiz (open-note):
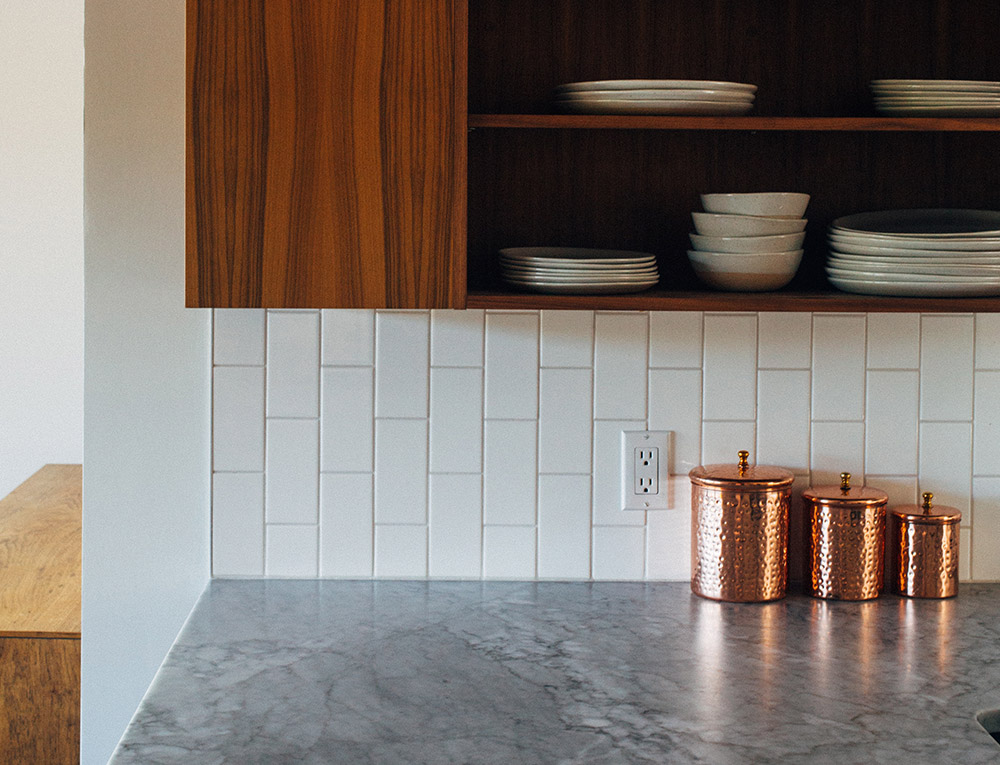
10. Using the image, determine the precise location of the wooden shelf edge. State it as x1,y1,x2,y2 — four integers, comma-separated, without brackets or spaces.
468,114,1000,131
466,289,1000,312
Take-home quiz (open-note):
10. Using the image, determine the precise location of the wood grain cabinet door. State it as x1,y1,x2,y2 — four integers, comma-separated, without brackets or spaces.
187,0,467,308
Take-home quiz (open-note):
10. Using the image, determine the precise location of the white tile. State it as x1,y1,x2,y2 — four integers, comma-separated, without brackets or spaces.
758,312,811,369
593,313,648,420
646,482,692,580
430,310,484,367
213,366,265,472
322,309,374,366
960,526,971,583
592,420,647,527
539,368,592,474
867,313,919,370
212,472,264,576
862,475,917,508
810,421,864,487
374,419,427,525
648,369,702,474
975,314,1000,370
265,525,318,577
812,314,866,421
375,312,429,418
266,311,320,418
429,474,482,577
537,475,591,579
319,473,373,577
592,526,646,580
429,367,483,474
972,477,1000,580
484,313,539,419
483,526,536,579
756,370,810,473
483,420,537,526
265,419,319,524
649,311,703,369
703,314,757,420
374,525,427,577
541,310,594,368
320,367,373,473
702,421,756,466
919,422,972,514
865,370,919,476
214,309,265,366
920,315,974,421
974,371,1000,476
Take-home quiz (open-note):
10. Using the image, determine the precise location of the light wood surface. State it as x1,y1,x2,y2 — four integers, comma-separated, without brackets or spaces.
0,465,81,638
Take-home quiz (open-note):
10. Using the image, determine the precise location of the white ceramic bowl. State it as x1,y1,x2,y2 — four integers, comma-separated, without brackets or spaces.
700,192,810,218
687,249,803,291
690,231,806,253
691,212,808,237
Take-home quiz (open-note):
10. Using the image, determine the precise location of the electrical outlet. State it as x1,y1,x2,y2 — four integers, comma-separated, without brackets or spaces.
621,431,671,511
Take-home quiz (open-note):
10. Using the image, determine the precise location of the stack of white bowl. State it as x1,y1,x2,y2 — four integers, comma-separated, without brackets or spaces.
871,79,1000,116
687,193,810,291
499,247,659,294
554,80,757,116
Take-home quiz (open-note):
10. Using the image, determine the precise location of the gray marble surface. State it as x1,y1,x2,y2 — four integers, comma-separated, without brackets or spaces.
111,581,1000,764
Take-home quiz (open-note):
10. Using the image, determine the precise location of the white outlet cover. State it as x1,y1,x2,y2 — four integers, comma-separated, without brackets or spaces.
621,430,672,511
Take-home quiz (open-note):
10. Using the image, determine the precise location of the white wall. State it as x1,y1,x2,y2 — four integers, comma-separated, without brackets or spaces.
0,0,84,498
83,0,211,763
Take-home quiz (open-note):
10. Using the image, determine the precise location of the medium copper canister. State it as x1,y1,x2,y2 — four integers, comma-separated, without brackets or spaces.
802,473,888,600
891,492,962,599
690,450,794,602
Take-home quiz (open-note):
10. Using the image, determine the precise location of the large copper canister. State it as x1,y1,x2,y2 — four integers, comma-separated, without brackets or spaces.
802,472,888,600
891,492,962,599
690,450,794,602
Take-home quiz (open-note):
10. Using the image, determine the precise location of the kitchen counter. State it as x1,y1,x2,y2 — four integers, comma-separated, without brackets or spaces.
110,581,1000,764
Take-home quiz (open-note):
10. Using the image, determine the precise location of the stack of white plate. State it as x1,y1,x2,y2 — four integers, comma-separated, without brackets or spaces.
499,248,659,294
554,80,756,116
826,209,1000,297
870,79,1000,116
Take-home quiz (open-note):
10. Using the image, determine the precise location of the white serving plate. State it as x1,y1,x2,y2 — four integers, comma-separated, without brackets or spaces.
502,278,658,295
832,209,1000,236
558,98,753,116
874,97,1000,107
826,266,1000,283
500,270,659,283
501,265,658,277
875,104,1000,115
828,244,1000,262
499,247,655,265
827,274,1000,297
828,256,1000,275
871,79,1000,92
829,234,1000,252
556,88,755,102
556,79,757,93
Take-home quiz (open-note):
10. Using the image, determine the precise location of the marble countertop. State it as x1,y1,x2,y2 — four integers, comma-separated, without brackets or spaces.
111,581,1000,764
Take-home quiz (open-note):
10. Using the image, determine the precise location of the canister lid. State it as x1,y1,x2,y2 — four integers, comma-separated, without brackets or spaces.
802,472,888,507
689,449,794,489
891,492,962,525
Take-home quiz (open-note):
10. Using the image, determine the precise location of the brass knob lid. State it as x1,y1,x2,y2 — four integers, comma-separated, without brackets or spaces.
801,471,888,507
891,490,962,525
689,449,795,488
738,450,749,474
923,492,933,511
840,472,851,493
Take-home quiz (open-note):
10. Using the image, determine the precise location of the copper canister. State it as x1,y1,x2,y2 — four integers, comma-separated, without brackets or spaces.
802,472,888,600
891,492,962,599
689,450,794,602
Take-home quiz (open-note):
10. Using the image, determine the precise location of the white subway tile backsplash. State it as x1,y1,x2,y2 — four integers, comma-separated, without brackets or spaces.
320,367,374,473
648,369,702,474
976,314,1000,370
374,419,427,525
429,367,483,474
541,310,594,368
645,481,691,580
862,475,917,508
919,422,973,514
431,310,484,367
960,527,971,582
484,313,538,419
322,309,374,366
592,420,646,527
429,474,482,578
811,421,864,487
483,419,537,526
539,368,592,474
812,314,866,421
972,477,1000,580
267,312,320,418
319,473,373,578
702,421,756,466
649,311,702,369
483,526,536,579
703,314,757,420
865,370,919,476
213,366,265,472
266,525,318,577
214,310,265,366
266,419,319,524
866,313,920,370
212,472,264,576
920,315,974,421
375,312,429,418
593,313,648,419
973,371,1000,476
592,526,645,580
758,312,812,369
756,370,810,473
374,525,427,578
538,475,591,579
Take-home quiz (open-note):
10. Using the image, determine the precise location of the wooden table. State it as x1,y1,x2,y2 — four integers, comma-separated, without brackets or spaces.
0,464,81,764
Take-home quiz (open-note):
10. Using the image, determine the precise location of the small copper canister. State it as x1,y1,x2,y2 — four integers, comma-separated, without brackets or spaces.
689,450,794,603
802,473,888,600
891,492,962,599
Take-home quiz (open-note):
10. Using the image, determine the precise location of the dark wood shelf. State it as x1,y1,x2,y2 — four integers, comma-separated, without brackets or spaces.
469,114,1000,131
466,288,1000,313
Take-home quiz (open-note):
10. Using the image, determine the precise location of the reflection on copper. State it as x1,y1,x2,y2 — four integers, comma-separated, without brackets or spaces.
808,599,834,700
693,601,725,724
856,601,877,695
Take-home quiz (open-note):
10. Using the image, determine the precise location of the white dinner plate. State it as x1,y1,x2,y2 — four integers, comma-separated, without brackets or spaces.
829,234,1000,252
828,274,1000,297
499,247,655,265
556,88,755,102
558,98,753,116
871,79,1000,92
874,95,1000,105
875,103,1000,115
826,266,1000,283
832,209,1000,236
501,265,659,277
556,80,757,93
828,240,1000,258
501,270,659,283
828,256,1000,275
502,278,659,295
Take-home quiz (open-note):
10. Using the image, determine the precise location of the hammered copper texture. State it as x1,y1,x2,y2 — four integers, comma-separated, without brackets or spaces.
894,520,960,599
691,486,790,602
807,504,885,600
